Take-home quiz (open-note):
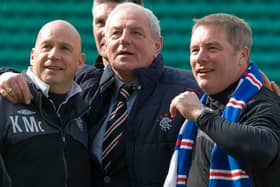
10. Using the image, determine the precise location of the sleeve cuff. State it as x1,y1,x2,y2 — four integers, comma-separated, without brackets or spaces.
196,107,215,127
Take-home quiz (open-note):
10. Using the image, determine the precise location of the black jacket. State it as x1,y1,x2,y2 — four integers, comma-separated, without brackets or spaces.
80,55,201,187
187,86,280,187
0,73,92,187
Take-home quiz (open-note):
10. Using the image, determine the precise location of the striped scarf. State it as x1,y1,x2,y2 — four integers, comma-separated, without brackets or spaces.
164,64,263,187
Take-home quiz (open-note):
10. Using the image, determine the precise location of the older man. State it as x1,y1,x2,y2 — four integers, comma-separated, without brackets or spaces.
85,3,201,186
92,0,143,67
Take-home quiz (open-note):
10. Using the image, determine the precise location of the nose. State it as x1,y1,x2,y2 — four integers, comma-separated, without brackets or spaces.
48,47,61,60
196,48,208,63
119,30,130,45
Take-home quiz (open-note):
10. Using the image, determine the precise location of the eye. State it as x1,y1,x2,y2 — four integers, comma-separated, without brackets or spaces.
208,46,218,51
132,31,142,35
40,43,52,52
95,19,105,28
112,30,120,35
131,29,145,38
207,43,222,52
42,44,51,49
190,47,199,55
110,30,122,39
61,45,71,51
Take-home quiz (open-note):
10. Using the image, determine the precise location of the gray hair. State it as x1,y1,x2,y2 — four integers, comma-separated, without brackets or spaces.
105,2,161,38
93,0,127,7
192,13,252,53
92,0,144,16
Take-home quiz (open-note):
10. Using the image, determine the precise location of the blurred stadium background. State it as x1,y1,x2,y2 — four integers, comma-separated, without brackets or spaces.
1,0,280,84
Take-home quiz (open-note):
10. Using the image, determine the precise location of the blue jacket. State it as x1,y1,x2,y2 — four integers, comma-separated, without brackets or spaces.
77,55,201,187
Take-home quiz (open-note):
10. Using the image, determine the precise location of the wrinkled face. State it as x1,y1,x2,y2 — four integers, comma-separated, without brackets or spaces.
105,8,162,82
93,2,117,58
190,25,246,95
30,22,84,93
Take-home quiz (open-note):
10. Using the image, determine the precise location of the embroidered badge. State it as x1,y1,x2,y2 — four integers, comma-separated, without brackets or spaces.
159,114,173,131
16,109,36,115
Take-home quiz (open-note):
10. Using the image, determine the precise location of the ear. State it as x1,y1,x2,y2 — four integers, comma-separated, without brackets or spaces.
30,48,36,66
77,53,86,71
153,37,163,57
239,46,249,66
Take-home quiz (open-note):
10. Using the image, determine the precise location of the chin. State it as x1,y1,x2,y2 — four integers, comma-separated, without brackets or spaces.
197,80,209,92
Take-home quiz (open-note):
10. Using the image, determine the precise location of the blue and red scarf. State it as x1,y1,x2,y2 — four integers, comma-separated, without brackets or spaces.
164,64,263,187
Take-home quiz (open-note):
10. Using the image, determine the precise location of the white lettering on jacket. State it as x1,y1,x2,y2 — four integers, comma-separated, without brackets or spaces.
9,115,45,134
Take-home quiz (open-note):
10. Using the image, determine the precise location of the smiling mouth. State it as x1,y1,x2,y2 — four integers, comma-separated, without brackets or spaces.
46,66,63,71
197,67,213,73
198,70,209,73
196,69,213,77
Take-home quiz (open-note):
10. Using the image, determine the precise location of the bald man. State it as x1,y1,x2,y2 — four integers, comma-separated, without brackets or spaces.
0,20,92,187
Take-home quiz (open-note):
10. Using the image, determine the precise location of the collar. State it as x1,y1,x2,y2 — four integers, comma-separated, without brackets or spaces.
206,81,239,112
98,54,164,93
94,55,105,69
26,68,50,97
135,54,164,90
26,67,82,98
114,76,139,92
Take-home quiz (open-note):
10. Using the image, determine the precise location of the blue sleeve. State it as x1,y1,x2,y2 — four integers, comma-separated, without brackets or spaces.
0,67,19,75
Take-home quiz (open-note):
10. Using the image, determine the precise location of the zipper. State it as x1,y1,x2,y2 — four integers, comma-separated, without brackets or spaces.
51,100,69,187
61,131,68,187
41,96,90,187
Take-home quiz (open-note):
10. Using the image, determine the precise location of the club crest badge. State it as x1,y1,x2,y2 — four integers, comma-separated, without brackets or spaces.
158,114,173,131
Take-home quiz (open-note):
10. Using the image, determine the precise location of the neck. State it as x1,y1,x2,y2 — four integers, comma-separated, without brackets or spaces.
208,81,239,108
102,57,109,66
114,70,136,83
49,83,71,94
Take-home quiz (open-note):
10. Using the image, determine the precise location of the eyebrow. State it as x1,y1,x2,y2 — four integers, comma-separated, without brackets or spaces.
191,41,223,48
205,42,224,49
40,40,74,49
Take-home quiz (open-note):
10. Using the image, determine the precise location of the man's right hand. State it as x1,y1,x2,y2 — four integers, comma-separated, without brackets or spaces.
0,72,32,104
169,91,204,120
